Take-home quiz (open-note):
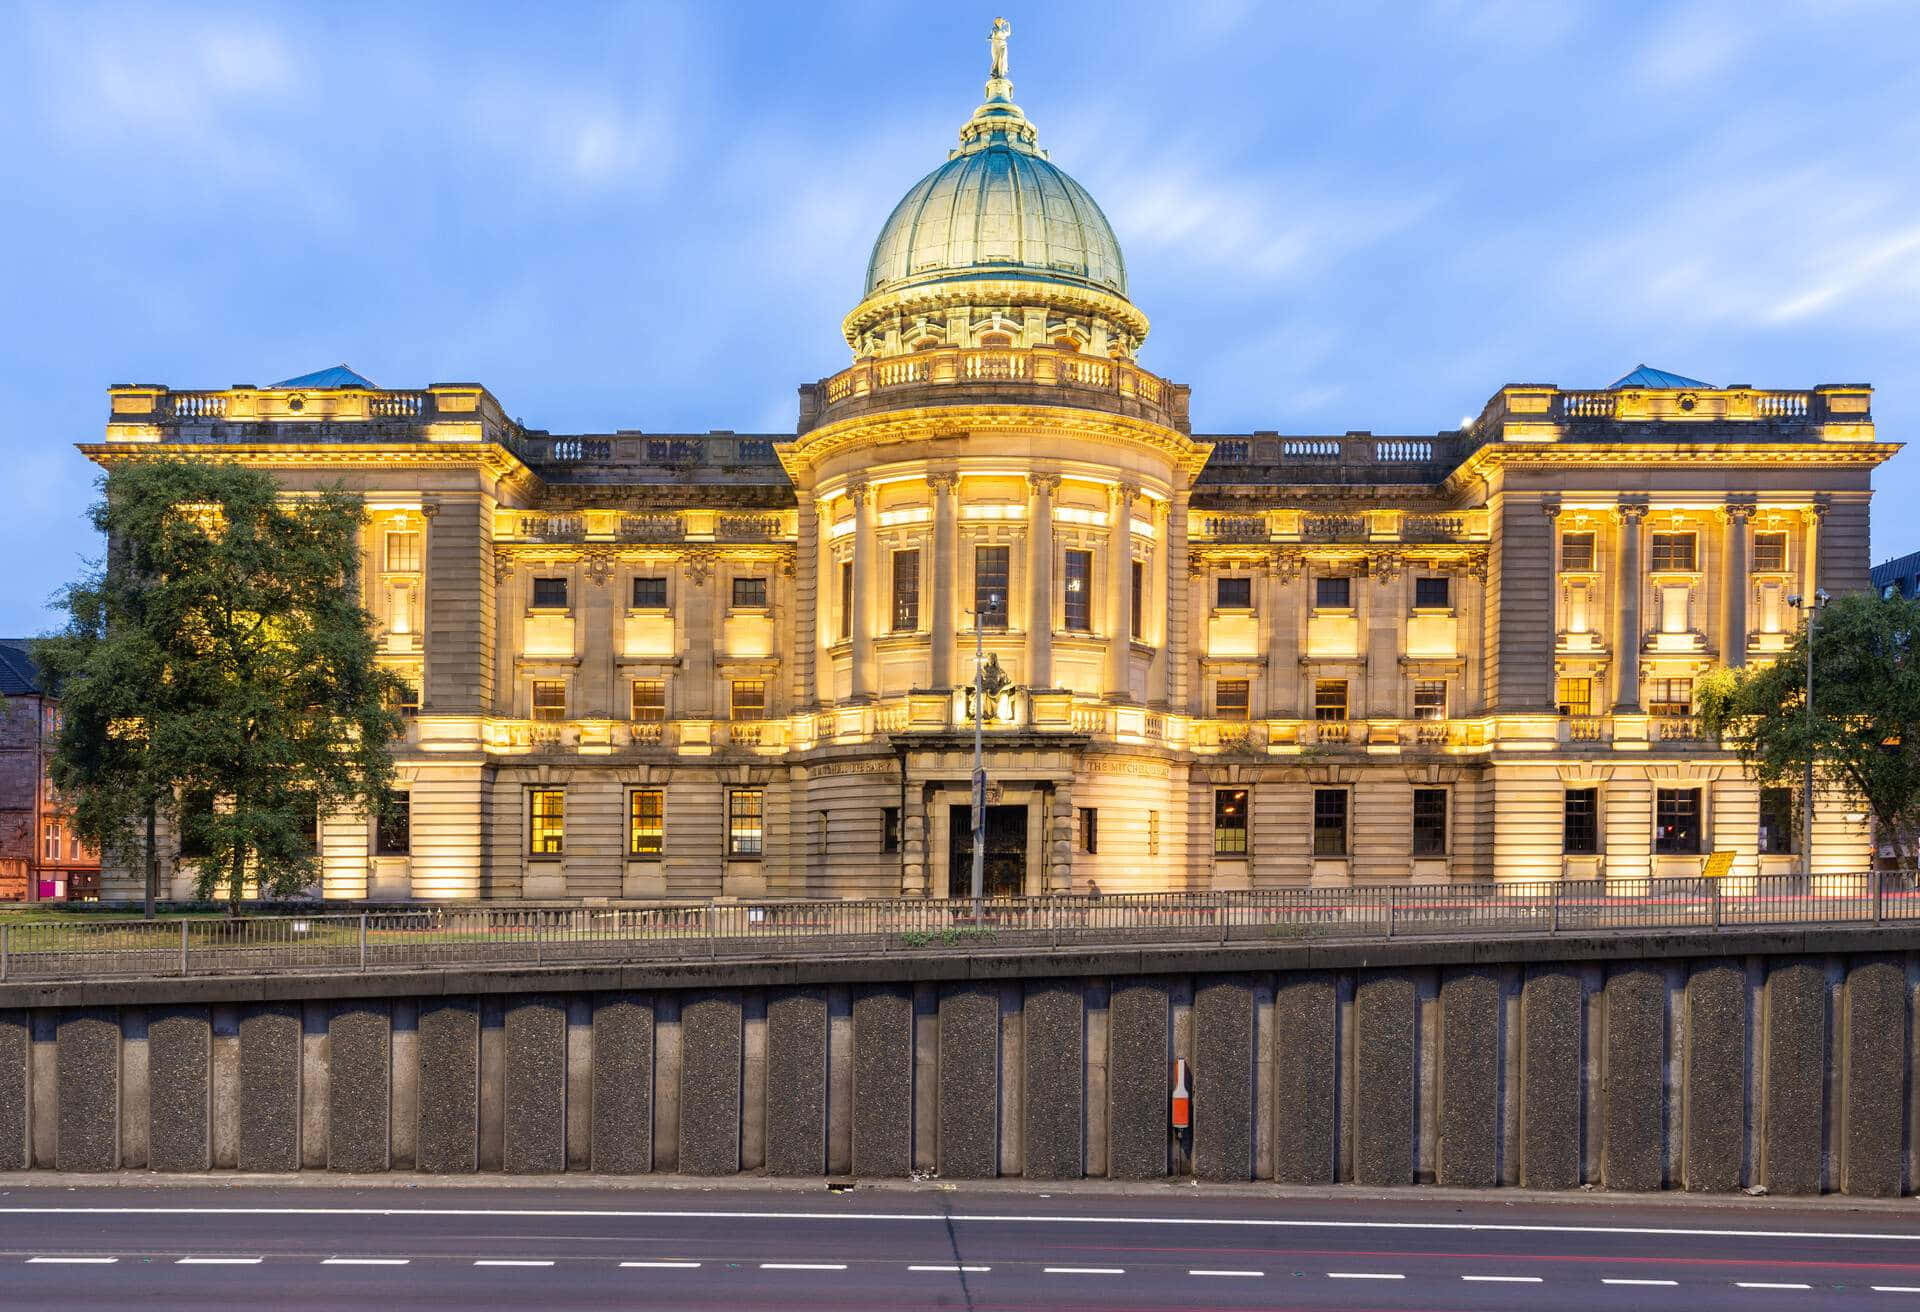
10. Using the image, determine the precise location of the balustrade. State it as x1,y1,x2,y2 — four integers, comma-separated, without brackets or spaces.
717,514,783,541
814,345,1176,425
617,513,684,542
1557,391,1617,419
1302,514,1365,541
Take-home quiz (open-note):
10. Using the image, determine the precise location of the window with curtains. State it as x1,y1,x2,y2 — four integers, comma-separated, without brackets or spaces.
628,789,664,857
891,549,920,631
1063,549,1092,631
975,546,1009,629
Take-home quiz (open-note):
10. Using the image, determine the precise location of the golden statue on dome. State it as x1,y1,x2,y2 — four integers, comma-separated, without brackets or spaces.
989,17,1011,82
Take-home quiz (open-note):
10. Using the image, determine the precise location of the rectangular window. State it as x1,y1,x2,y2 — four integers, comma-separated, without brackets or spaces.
732,576,768,608
531,680,566,721
1313,788,1349,856
1214,678,1250,720
730,679,766,721
1413,680,1447,720
1079,806,1098,854
839,560,854,640
1656,788,1703,854
1147,809,1159,857
1753,531,1788,573
532,577,568,608
1650,532,1697,572
1412,788,1449,856
1314,678,1348,721
882,806,900,854
728,789,764,857
1557,676,1593,717
1759,787,1796,855
529,789,565,855
631,576,668,608
629,678,665,722
1563,788,1599,854
1560,532,1596,571
1063,549,1092,631
1130,559,1144,640
1648,678,1693,717
375,792,410,856
1214,789,1248,855
975,546,1010,630
1315,576,1351,609
891,549,920,631
629,789,664,857
42,822,60,863
1216,576,1252,609
389,678,421,714
179,789,215,861
1414,576,1451,609
383,531,421,573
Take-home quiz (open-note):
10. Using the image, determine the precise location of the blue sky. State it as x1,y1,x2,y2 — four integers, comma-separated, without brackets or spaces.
4,0,1917,632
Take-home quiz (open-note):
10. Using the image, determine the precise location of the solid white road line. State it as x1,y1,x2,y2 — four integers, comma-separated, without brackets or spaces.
1604,1278,1679,1286
907,1265,990,1272
474,1260,553,1267
8,1206,1920,1245
26,1257,117,1264
1873,1287,1920,1293
1462,1275,1543,1283
620,1261,701,1269
1328,1272,1405,1280
322,1258,410,1266
1738,1283,1812,1291
1044,1266,1125,1275
759,1263,847,1271
176,1257,262,1265
1190,1269,1264,1277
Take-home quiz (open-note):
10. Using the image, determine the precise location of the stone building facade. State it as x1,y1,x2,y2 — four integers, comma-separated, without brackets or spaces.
83,33,1894,903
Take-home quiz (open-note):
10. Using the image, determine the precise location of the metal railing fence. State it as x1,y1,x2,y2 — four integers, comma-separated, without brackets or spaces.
0,872,1911,983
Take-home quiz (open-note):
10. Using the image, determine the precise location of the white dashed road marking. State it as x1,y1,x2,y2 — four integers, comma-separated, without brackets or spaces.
1604,1278,1679,1286
27,1257,117,1264
474,1260,553,1267
1874,1287,1920,1294
1738,1283,1812,1291
1044,1266,1125,1275
1328,1271,1404,1280
177,1257,262,1265
322,1258,409,1265
1462,1275,1542,1283
907,1264,990,1272
760,1263,847,1271
620,1260,701,1269
1189,1269,1263,1277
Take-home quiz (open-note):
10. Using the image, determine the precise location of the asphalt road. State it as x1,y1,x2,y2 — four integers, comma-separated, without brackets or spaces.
1,1182,1919,1309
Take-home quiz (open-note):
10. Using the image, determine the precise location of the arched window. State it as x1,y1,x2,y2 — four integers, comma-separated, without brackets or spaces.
978,331,1013,348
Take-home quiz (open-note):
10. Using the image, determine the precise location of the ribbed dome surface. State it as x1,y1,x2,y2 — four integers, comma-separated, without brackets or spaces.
865,145,1127,300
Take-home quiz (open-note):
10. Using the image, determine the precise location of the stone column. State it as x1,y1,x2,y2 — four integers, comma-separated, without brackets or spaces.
1105,483,1137,701
1803,501,1825,602
1723,501,1752,668
684,555,716,719
796,490,819,708
1166,486,1192,710
850,480,875,702
1613,503,1645,712
813,499,835,706
929,472,959,692
1147,499,1169,709
1263,558,1297,719
1027,473,1058,690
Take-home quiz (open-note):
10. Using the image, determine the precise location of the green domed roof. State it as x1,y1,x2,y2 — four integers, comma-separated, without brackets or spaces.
863,23,1127,302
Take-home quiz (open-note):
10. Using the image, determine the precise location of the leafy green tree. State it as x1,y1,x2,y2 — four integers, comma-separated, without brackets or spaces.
37,459,406,911
1697,591,1920,868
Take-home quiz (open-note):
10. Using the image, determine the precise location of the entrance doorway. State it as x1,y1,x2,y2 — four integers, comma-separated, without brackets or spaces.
949,804,1027,899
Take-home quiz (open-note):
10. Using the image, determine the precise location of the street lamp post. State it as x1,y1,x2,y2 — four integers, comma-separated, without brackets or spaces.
1788,589,1829,879
970,607,986,919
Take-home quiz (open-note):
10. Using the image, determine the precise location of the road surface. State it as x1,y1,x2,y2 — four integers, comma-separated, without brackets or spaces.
0,1181,1917,1308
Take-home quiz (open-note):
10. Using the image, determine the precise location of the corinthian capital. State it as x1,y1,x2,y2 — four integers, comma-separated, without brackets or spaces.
845,479,871,506
927,470,961,494
1029,472,1062,497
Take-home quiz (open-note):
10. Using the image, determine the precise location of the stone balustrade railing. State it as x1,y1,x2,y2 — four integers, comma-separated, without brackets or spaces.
1192,508,1490,544
805,345,1185,432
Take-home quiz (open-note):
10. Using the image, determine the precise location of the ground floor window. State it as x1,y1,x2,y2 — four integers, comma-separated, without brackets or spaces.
529,788,565,855
1758,787,1796,854
882,806,900,853
1655,787,1702,854
729,788,764,857
1412,788,1447,856
1079,807,1098,854
375,791,410,856
1214,789,1248,855
1564,788,1599,854
629,789,664,857
1313,788,1349,856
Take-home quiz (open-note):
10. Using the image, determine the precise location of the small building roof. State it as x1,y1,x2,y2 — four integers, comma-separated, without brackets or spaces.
1607,364,1712,390
0,641,43,697
272,364,376,389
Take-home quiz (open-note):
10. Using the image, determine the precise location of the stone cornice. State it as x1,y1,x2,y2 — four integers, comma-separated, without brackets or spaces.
1444,440,1901,498
78,441,541,498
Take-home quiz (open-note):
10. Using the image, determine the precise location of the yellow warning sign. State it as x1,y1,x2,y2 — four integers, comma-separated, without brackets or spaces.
1702,851,1735,880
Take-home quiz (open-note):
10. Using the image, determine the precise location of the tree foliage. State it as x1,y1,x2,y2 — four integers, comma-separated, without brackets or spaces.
1696,591,1920,867
36,459,406,905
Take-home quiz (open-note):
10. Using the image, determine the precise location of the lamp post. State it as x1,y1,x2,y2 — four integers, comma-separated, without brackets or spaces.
963,594,1010,920
1787,588,1829,879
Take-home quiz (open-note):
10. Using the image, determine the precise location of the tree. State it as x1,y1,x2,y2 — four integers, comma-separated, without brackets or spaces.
37,459,407,911
1696,591,1920,869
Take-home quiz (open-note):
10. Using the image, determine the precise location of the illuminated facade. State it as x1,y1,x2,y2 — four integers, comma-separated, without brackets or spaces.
84,26,1894,902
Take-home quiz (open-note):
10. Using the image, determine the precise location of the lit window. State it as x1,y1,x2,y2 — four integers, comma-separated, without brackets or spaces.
1753,532,1788,573
630,679,665,722
1215,678,1250,720
839,560,854,640
1314,679,1348,722
1412,788,1448,856
1214,789,1248,855
1413,681,1447,720
1650,532,1697,572
383,531,421,573
532,577,568,608
1063,549,1092,631
1216,576,1252,609
631,576,668,608
728,789,764,857
1315,576,1350,609
531,680,566,721
1563,789,1599,854
529,789,565,855
1313,789,1348,856
375,792,410,856
1560,532,1596,571
1557,676,1593,717
892,549,920,631
974,546,1009,630
1147,809,1159,857
732,576,768,609
1130,559,1145,640
1655,788,1702,854
42,822,60,863
1414,576,1450,609
1078,807,1098,854
730,679,766,721
1759,787,1796,855
629,789,664,857
1648,678,1692,717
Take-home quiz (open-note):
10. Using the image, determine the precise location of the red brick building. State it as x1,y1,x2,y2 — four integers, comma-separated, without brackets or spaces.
0,642,99,901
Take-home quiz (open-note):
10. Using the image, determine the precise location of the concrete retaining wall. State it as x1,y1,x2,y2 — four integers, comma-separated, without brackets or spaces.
2,931,1916,1195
